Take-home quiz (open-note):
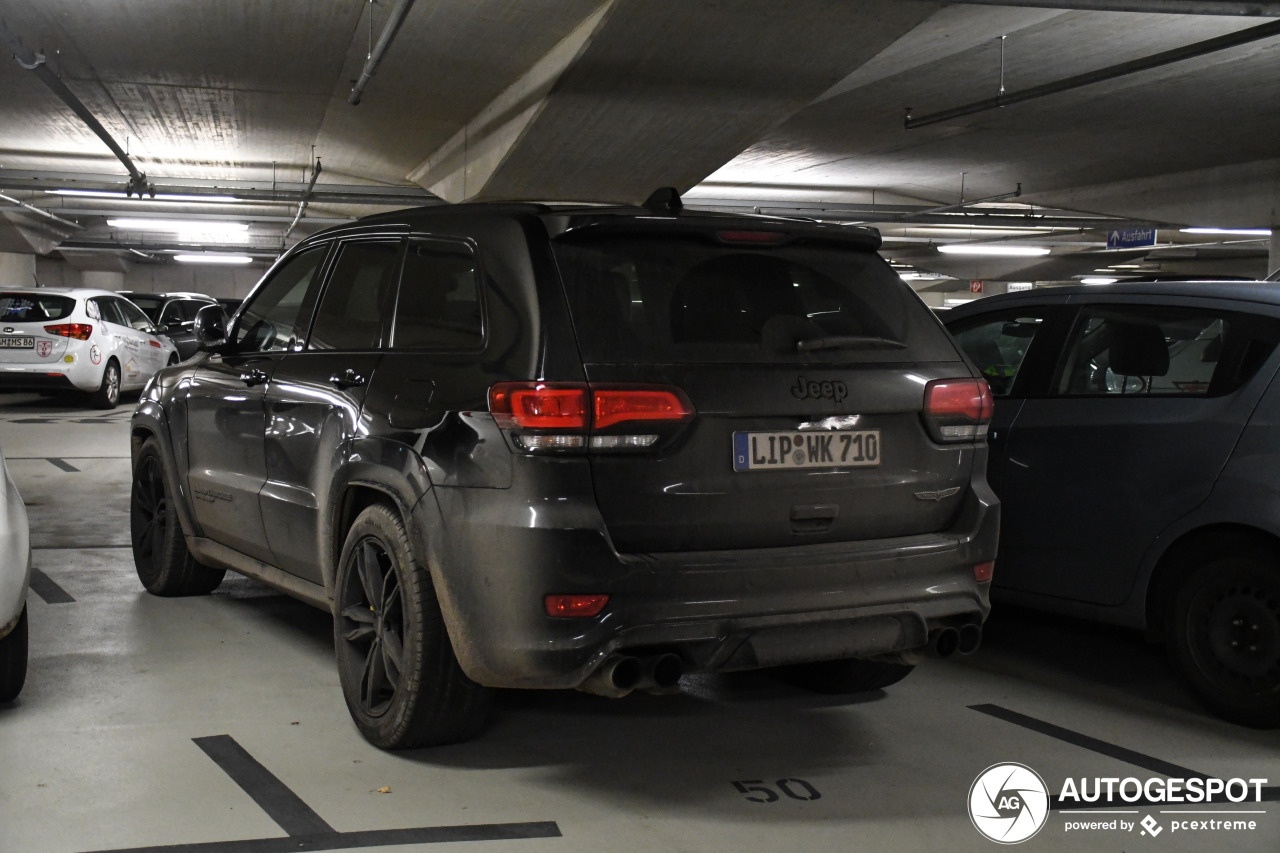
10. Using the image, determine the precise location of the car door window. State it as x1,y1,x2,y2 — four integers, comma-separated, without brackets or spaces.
949,312,1047,396
1059,308,1229,397
308,240,402,351
116,298,156,332
234,248,328,353
390,241,484,350
94,297,128,327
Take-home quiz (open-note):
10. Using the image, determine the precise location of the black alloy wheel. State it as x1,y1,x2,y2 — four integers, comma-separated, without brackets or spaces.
334,503,492,749
1170,550,1280,728
130,439,224,596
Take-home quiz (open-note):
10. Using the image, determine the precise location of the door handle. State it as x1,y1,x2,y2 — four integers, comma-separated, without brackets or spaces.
239,369,269,387
329,369,366,389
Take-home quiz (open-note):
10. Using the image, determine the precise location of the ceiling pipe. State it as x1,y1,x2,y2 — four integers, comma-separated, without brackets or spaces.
282,160,322,243
868,184,1024,223
0,192,84,230
348,0,416,106
906,18,1280,129
911,0,1280,15
0,20,154,197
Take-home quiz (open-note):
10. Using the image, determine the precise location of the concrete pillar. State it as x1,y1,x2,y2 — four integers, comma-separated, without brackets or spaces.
0,252,36,286
81,270,125,291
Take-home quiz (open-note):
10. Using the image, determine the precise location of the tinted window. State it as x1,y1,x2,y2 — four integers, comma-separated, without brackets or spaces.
129,295,164,321
116,299,154,332
309,241,401,351
391,242,484,350
950,313,1046,396
0,293,75,322
94,298,128,327
553,233,954,364
1058,306,1278,397
235,248,327,353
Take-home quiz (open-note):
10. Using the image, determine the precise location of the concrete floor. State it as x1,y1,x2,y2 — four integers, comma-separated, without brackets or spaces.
0,392,1276,853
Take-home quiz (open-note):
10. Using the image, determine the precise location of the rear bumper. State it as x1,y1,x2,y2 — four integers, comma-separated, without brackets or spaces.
424,472,998,689
0,359,100,392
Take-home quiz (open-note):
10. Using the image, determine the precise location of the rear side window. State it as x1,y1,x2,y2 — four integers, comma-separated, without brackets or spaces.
390,241,484,350
552,233,956,364
309,240,402,351
1058,306,1280,397
0,293,75,322
94,298,129,327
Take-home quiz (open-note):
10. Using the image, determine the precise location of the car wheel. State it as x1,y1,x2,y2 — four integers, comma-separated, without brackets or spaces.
0,605,28,703
167,353,179,366
334,503,492,749
1168,549,1280,728
90,359,120,409
130,439,225,596
776,658,915,694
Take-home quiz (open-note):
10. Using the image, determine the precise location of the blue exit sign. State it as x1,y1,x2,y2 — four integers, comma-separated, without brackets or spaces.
1107,228,1156,249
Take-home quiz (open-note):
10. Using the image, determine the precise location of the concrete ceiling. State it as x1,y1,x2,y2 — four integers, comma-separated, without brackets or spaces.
0,0,1278,286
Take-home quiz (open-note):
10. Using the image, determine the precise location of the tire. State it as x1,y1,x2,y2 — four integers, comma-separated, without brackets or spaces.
334,503,492,749
167,354,179,366
90,359,120,409
0,605,28,703
130,439,225,596
777,658,915,694
1167,548,1280,728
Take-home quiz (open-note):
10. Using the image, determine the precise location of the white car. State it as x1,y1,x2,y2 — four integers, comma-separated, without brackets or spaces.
0,288,179,408
0,442,30,702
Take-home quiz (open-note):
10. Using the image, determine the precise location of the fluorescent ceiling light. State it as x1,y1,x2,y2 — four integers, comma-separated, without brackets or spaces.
49,189,241,203
936,244,1050,256
1180,227,1271,236
174,253,253,265
1081,277,1118,285
107,218,249,233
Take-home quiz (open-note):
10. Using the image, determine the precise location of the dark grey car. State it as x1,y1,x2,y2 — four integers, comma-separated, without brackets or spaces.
121,291,219,360
945,282,1280,727
129,199,999,748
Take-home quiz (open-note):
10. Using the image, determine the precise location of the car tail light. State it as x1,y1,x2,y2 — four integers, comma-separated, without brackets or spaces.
923,378,993,443
44,323,92,340
489,381,694,453
973,561,995,583
544,593,609,618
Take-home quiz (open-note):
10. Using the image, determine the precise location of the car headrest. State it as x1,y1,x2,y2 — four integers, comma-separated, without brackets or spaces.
1109,321,1169,376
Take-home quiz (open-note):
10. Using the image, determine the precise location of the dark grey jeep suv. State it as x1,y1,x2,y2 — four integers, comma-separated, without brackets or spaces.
129,198,999,748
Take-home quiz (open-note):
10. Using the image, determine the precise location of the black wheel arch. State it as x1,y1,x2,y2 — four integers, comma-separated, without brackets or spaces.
1146,524,1280,637
130,424,201,543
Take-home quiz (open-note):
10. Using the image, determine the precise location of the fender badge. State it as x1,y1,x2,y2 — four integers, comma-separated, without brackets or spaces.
914,486,962,501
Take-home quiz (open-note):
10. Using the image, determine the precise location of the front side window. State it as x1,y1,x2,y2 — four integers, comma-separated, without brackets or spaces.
116,298,155,332
390,241,484,350
234,247,327,353
1059,307,1230,397
950,313,1046,396
308,240,402,351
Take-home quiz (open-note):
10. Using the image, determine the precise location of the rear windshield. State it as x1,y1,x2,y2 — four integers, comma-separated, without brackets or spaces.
0,293,76,323
552,232,959,364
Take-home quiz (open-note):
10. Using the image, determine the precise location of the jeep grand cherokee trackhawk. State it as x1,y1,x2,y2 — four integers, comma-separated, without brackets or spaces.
129,197,999,748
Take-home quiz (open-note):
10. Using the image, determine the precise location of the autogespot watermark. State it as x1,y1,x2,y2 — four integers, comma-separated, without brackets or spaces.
969,764,1270,844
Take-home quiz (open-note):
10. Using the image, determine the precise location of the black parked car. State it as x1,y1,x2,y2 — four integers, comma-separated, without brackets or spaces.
945,282,1280,727
119,291,220,360
129,197,999,748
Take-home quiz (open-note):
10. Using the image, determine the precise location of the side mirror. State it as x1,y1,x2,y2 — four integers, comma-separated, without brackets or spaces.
193,303,229,350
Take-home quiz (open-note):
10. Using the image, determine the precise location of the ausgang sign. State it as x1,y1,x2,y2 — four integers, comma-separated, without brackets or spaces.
1107,228,1156,249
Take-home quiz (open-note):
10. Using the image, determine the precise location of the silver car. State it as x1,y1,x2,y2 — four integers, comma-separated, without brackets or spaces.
0,442,31,702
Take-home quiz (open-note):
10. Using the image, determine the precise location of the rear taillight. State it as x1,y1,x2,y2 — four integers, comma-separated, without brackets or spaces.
544,594,610,618
974,561,995,583
922,378,993,443
44,323,92,341
489,382,694,453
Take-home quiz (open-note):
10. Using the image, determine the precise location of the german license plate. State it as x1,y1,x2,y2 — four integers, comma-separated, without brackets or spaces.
0,336,33,349
733,429,881,471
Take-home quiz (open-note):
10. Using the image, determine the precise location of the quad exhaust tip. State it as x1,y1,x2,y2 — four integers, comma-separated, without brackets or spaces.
579,653,684,698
